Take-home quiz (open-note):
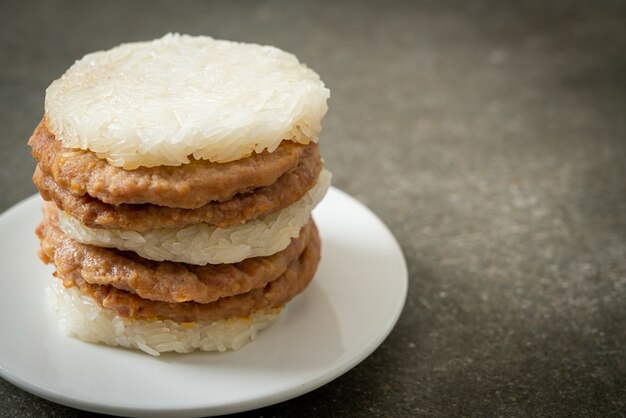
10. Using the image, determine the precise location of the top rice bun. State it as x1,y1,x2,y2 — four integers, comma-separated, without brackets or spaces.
45,33,330,169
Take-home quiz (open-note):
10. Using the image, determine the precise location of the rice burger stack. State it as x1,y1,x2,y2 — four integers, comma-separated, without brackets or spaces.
29,34,331,355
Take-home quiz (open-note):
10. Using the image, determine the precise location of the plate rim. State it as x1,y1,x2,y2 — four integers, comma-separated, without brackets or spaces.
0,188,408,417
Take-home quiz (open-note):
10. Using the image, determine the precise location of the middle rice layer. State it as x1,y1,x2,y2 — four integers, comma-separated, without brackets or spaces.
57,169,331,265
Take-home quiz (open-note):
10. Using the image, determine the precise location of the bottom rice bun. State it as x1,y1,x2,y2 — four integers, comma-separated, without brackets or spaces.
37,203,321,356
47,280,282,355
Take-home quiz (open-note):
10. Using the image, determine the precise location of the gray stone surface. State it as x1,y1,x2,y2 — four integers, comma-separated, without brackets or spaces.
1,0,625,416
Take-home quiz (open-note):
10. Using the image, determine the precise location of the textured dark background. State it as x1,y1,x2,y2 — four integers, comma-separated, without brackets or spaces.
1,0,625,416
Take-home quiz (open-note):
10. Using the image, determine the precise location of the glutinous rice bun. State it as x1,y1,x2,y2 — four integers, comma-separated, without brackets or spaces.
45,33,330,169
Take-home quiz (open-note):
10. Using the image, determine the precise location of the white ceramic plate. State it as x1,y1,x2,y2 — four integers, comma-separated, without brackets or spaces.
0,188,407,417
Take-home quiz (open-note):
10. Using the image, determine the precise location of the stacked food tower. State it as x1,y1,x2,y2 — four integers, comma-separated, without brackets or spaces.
29,34,331,355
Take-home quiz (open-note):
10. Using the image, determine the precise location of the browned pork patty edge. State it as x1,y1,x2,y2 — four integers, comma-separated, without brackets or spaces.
39,219,321,322
37,201,315,304
33,142,322,231
29,119,312,209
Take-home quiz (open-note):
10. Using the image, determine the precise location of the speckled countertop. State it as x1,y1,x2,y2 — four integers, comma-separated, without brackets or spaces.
1,1,624,416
